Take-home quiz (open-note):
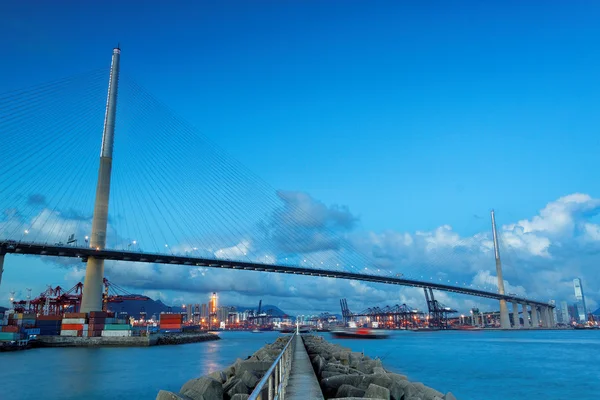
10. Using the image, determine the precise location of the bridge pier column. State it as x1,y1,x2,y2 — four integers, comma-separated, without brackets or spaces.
499,300,510,329
549,308,555,327
80,48,121,314
531,306,539,328
522,304,530,328
512,302,520,328
539,306,547,327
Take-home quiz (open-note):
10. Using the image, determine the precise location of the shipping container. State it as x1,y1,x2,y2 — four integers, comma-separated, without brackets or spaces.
159,324,182,330
0,332,22,341
1,326,19,333
89,311,108,318
159,329,182,333
103,324,131,331
62,318,87,324
60,330,81,337
105,318,116,324
61,324,84,331
88,318,106,324
37,315,63,321
24,328,41,335
64,312,86,319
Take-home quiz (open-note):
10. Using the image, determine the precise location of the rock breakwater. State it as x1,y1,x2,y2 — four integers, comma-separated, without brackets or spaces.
303,335,457,400
156,335,291,400
156,332,220,346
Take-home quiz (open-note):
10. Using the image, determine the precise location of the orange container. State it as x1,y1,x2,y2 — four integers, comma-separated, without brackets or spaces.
159,323,182,329
61,324,84,330
1,326,19,333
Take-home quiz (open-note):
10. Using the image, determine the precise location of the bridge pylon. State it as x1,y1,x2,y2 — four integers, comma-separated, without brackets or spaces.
491,210,511,329
80,48,121,313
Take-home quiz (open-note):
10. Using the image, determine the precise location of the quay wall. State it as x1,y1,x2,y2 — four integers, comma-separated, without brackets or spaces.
303,335,457,400
157,335,291,400
36,332,218,347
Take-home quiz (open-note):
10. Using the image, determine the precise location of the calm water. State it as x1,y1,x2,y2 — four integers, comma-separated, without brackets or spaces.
0,330,598,399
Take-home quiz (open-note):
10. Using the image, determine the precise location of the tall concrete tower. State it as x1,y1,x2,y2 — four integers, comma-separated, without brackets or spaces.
491,210,511,329
80,48,121,313
573,278,587,323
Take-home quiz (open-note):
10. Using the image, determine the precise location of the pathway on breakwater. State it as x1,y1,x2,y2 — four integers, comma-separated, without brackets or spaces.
286,334,323,399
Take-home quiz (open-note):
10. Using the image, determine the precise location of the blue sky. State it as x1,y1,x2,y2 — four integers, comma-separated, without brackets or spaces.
2,1,600,313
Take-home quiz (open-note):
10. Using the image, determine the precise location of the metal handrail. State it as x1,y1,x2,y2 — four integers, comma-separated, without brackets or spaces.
248,332,296,400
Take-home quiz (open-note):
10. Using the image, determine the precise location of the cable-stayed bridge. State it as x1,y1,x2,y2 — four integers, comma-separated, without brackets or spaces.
0,49,554,328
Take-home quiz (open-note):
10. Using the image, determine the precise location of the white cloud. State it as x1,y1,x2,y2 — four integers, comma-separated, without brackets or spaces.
5,192,600,315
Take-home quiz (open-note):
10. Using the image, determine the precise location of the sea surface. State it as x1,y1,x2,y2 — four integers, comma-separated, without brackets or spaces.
0,330,598,399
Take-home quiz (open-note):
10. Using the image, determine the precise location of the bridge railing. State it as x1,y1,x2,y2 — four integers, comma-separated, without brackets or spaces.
248,332,296,400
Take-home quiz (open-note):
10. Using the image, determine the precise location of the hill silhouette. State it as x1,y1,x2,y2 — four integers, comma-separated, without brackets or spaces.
105,296,288,319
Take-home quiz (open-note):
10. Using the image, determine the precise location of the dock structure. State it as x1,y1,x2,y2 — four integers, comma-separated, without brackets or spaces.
286,334,324,400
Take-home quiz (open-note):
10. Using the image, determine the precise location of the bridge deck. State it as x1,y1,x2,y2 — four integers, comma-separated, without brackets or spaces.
0,241,552,307
286,335,323,400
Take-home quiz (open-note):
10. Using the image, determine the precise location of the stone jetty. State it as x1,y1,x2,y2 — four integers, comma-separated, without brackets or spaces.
156,336,290,400
304,335,457,400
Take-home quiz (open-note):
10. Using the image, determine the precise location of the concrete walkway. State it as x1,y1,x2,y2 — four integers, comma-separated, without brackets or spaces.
286,335,324,400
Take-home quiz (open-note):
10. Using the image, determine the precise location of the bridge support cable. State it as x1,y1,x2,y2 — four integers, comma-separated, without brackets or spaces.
112,75,379,273
0,71,109,245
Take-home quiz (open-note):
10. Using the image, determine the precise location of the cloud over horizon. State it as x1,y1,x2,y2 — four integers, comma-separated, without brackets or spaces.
3,192,600,315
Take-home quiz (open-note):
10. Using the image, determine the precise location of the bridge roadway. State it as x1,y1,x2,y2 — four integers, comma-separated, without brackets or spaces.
0,241,552,308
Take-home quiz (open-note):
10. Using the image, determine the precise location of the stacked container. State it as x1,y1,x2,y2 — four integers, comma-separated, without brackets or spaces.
159,313,183,333
37,315,62,336
0,313,23,342
60,312,87,337
101,311,132,337
88,311,107,337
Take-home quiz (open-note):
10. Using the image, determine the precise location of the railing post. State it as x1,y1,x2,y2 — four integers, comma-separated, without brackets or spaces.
268,374,273,400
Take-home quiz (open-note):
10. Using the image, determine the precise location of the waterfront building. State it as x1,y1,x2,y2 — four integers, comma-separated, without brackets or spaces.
573,278,587,323
201,303,208,318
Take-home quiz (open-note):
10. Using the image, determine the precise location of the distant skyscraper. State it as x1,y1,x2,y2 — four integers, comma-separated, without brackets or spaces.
209,293,217,315
560,301,569,324
573,278,587,323
186,304,193,322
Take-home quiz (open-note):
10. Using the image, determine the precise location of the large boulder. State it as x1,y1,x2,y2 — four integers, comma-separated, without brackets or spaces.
321,375,364,397
349,352,364,368
421,387,444,400
364,383,391,400
230,395,250,400
208,370,227,384
388,380,406,400
180,377,224,400
311,355,327,376
357,359,383,374
358,374,393,390
240,370,260,389
156,390,191,400
234,361,272,379
226,380,250,398
336,384,366,398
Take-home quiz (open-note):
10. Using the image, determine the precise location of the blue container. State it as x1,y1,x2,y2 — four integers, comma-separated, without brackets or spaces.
24,328,41,335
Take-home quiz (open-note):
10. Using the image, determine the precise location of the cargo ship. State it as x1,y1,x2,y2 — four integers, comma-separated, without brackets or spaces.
331,327,389,339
